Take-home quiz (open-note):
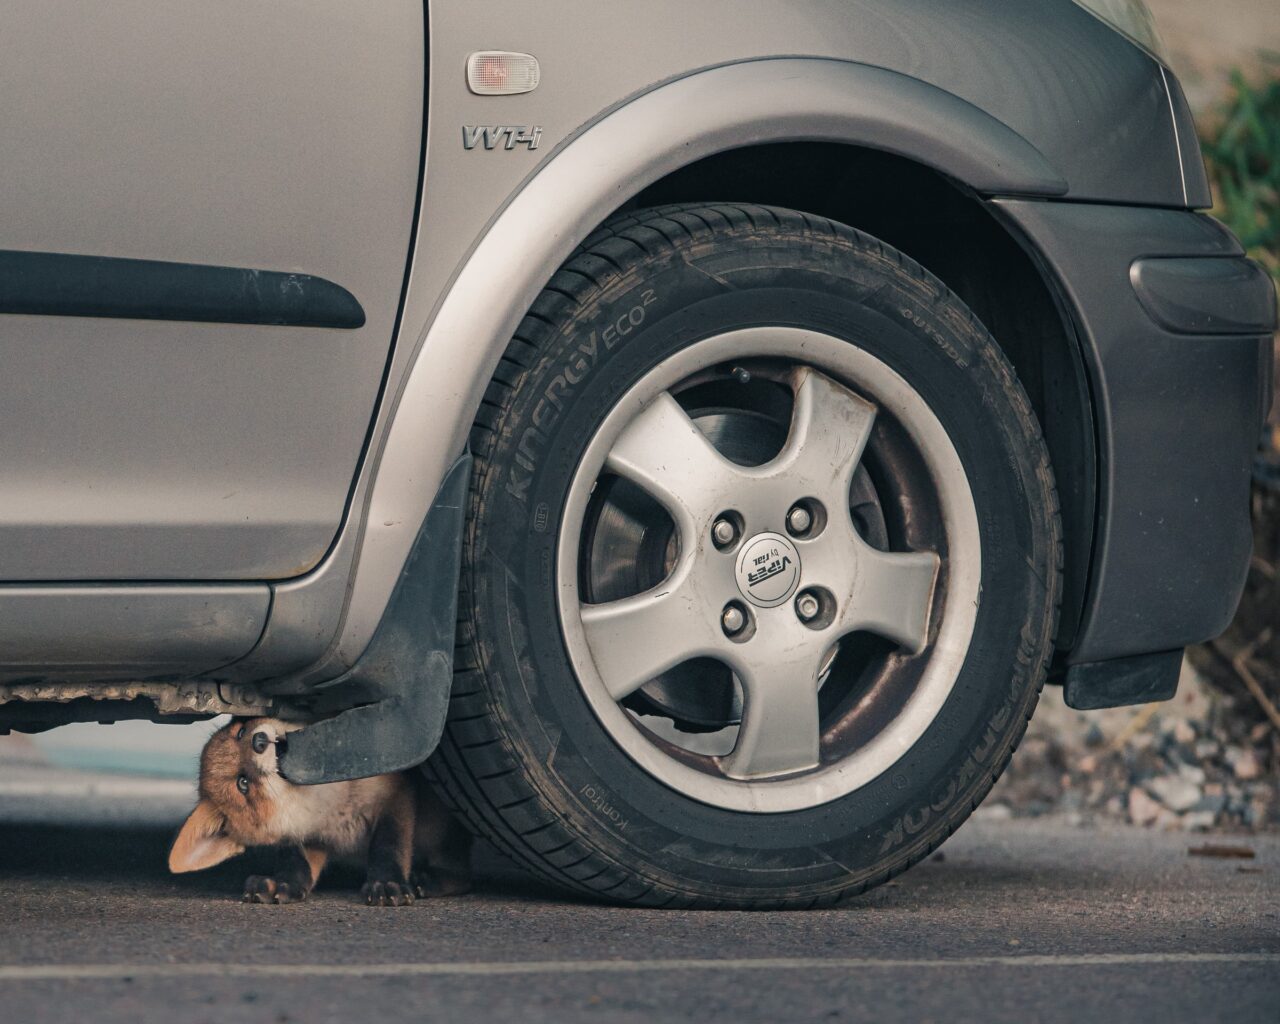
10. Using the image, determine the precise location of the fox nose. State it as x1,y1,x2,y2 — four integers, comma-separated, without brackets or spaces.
251,731,270,755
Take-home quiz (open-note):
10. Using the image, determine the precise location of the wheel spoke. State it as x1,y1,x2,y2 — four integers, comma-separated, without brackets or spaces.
773,368,878,498
720,649,822,779
844,546,940,653
605,392,736,532
579,576,717,701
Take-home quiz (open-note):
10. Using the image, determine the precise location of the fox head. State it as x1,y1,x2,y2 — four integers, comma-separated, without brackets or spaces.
168,717,300,873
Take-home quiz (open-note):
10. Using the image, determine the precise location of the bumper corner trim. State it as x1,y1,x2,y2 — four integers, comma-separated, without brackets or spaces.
1131,256,1277,336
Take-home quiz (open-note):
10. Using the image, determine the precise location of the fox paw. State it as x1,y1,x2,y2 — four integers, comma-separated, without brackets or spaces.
410,870,472,899
242,876,307,905
361,879,414,907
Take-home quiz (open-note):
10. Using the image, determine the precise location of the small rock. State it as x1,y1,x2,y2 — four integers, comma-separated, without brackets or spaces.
1195,739,1221,760
1078,754,1098,775
1192,792,1227,815
1173,720,1197,745
1181,811,1217,832
1249,722,1271,743
1146,775,1202,812
1128,786,1163,826
976,802,1013,822
1177,762,1206,786
1233,749,1262,781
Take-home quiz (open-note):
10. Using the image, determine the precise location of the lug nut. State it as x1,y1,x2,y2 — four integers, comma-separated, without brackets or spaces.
712,518,737,546
722,605,747,636
786,505,813,536
795,592,821,622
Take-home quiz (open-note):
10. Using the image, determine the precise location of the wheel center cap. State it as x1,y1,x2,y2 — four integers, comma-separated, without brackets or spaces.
735,532,802,608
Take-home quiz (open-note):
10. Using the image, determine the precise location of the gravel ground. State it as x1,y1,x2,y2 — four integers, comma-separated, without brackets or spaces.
991,665,1278,832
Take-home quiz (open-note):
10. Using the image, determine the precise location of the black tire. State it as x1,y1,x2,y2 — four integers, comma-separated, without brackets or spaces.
428,203,1061,908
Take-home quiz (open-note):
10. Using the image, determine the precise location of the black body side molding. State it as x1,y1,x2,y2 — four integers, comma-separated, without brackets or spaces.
1063,649,1183,711
279,453,471,784
0,249,364,328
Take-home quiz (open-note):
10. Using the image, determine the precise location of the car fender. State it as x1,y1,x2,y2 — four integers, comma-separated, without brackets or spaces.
301,57,1069,684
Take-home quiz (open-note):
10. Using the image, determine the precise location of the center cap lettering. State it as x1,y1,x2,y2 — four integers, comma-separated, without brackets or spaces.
735,532,802,608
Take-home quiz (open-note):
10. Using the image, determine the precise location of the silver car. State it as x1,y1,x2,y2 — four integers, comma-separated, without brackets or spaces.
0,0,1274,906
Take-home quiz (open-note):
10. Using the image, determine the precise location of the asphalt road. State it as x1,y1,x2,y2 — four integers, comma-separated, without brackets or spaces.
0,766,1276,1024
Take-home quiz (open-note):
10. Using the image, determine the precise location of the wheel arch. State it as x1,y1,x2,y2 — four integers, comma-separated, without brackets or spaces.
329,57,1089,676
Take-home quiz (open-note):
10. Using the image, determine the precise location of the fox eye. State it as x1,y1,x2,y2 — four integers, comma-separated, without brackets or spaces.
236,774,250,796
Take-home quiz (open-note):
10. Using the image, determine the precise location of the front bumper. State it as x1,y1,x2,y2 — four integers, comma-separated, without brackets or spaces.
993,200,1275,675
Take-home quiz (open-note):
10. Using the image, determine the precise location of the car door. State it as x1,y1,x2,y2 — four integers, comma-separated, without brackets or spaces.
0,0,424,580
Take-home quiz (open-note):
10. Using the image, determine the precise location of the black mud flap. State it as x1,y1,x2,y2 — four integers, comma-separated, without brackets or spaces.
279,453,471,784
1063,648,1183,711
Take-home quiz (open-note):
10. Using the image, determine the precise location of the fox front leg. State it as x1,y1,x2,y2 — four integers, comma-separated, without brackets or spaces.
361,788,416,907
243,845,327,904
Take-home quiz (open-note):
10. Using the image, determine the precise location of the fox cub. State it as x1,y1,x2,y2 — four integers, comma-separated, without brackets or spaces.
169,717,472,905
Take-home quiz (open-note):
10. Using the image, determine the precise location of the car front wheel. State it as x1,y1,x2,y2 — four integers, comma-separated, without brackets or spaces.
430,203,1061,908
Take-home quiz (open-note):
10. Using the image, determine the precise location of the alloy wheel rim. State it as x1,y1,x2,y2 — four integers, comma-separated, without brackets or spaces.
556,327,981,812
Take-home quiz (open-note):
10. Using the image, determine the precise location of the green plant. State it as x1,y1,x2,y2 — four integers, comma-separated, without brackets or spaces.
1202,58,1280,281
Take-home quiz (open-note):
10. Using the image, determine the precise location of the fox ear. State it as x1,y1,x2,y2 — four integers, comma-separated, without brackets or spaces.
169,799,245,873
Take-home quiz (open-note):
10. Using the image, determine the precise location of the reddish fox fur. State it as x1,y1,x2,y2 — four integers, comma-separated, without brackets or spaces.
169,717,472,905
